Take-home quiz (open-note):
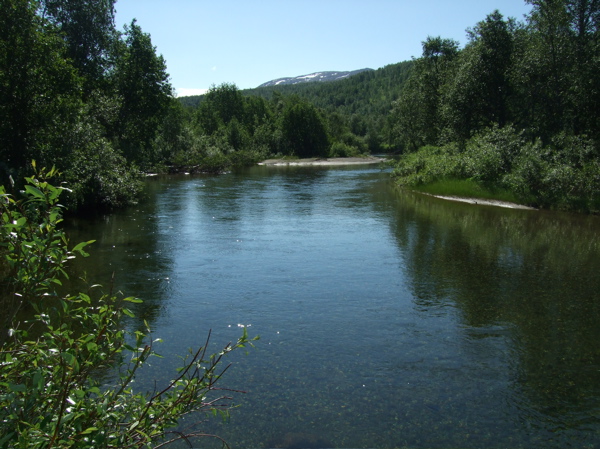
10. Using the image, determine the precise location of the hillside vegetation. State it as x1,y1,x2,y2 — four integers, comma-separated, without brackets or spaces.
176,60,414,161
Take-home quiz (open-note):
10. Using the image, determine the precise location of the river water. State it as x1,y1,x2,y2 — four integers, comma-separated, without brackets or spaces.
65,163,600,448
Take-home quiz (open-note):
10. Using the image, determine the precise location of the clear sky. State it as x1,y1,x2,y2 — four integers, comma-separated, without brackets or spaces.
114,0,533,97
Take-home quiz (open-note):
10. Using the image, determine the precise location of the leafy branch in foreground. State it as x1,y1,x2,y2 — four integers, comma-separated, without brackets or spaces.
0,164,256,448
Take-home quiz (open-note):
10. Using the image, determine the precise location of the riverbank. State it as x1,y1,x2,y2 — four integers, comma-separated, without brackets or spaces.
422,192,537,210
258,156,385,166
401,178,537,210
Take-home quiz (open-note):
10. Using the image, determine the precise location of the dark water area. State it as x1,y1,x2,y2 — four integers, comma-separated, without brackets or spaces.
65,164,600,448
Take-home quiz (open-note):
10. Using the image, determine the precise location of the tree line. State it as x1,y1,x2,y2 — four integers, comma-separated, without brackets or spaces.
171,81,379,172
391,0,600,212
180,60,414,160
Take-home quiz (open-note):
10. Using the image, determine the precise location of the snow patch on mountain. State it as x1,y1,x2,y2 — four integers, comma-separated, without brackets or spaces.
258,69,373,88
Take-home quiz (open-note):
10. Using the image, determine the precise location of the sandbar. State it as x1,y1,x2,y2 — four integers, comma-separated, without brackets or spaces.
424,193,536,210
258,156,386,166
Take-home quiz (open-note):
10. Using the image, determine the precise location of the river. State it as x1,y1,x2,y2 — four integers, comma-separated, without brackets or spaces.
65,163,600,448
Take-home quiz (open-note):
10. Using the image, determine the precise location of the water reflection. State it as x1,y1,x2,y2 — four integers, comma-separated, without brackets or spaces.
63,167,600,448
66,181,176,329
390,189,600,443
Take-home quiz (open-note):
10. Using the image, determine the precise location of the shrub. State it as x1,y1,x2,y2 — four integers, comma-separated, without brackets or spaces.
462,125,525,184
0,165,255,448
64,139,143,211
392,145,463,186
329,141,360,158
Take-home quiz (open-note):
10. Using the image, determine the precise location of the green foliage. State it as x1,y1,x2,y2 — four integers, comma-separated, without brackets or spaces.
181,61,414,153
63,138,143,210
0,1,174,209
245,61,414,127
392,1,599,149
115,19,173,166
0,170,257,448
395,37,459,150
329,132,367,157
391,1,600,212
0,164,78,335
200,83,245,129
393,145,464,187
329,142,359,158
461,125,524,184
281,102,330,158
393,126,600,213
40,0,117,95
505,133,600,210
0,0,82,171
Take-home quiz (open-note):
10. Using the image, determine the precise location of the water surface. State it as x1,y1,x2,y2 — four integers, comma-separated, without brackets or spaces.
66,164,600,448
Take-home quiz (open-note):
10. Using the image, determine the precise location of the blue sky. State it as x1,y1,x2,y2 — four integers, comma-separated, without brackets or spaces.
114,0,532,97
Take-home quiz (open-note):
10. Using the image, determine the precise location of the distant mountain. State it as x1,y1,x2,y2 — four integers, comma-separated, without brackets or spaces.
178,61,413,113
258,68,374,87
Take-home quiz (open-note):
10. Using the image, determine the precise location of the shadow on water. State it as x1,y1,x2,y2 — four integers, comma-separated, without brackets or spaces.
388,189,600,442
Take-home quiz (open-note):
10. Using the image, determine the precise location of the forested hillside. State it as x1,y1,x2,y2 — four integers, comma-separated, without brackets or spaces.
179,61,414,154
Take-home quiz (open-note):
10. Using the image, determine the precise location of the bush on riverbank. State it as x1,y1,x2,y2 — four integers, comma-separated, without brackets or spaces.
393,125,600,213
0,167,255,448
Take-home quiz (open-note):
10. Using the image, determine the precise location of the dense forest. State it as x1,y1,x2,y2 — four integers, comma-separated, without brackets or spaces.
1,0,599,213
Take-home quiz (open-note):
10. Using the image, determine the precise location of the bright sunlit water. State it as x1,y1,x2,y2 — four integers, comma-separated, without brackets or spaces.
66,164,600,448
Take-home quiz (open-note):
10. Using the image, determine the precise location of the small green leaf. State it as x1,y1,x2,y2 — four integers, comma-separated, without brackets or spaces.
72,240,95,253
62,352,80,372
0,432,15,446
32,372,44,390
24,185,45,199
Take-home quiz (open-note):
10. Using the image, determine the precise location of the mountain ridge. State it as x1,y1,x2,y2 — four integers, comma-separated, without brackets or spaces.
258,68,374,87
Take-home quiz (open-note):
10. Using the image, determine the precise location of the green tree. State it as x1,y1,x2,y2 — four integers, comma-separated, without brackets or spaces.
115,19,172,166
391,37,458,150
196,83,245,134
518,0,600,140
39,0,117,95
570,0,600,138
0,0,82,175
281,101,330,158
441,11,515,143
243,94,272,134
520,0,574,140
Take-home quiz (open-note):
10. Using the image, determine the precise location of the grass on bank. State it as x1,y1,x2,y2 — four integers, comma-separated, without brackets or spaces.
411,178,522,204
391,126,600,213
